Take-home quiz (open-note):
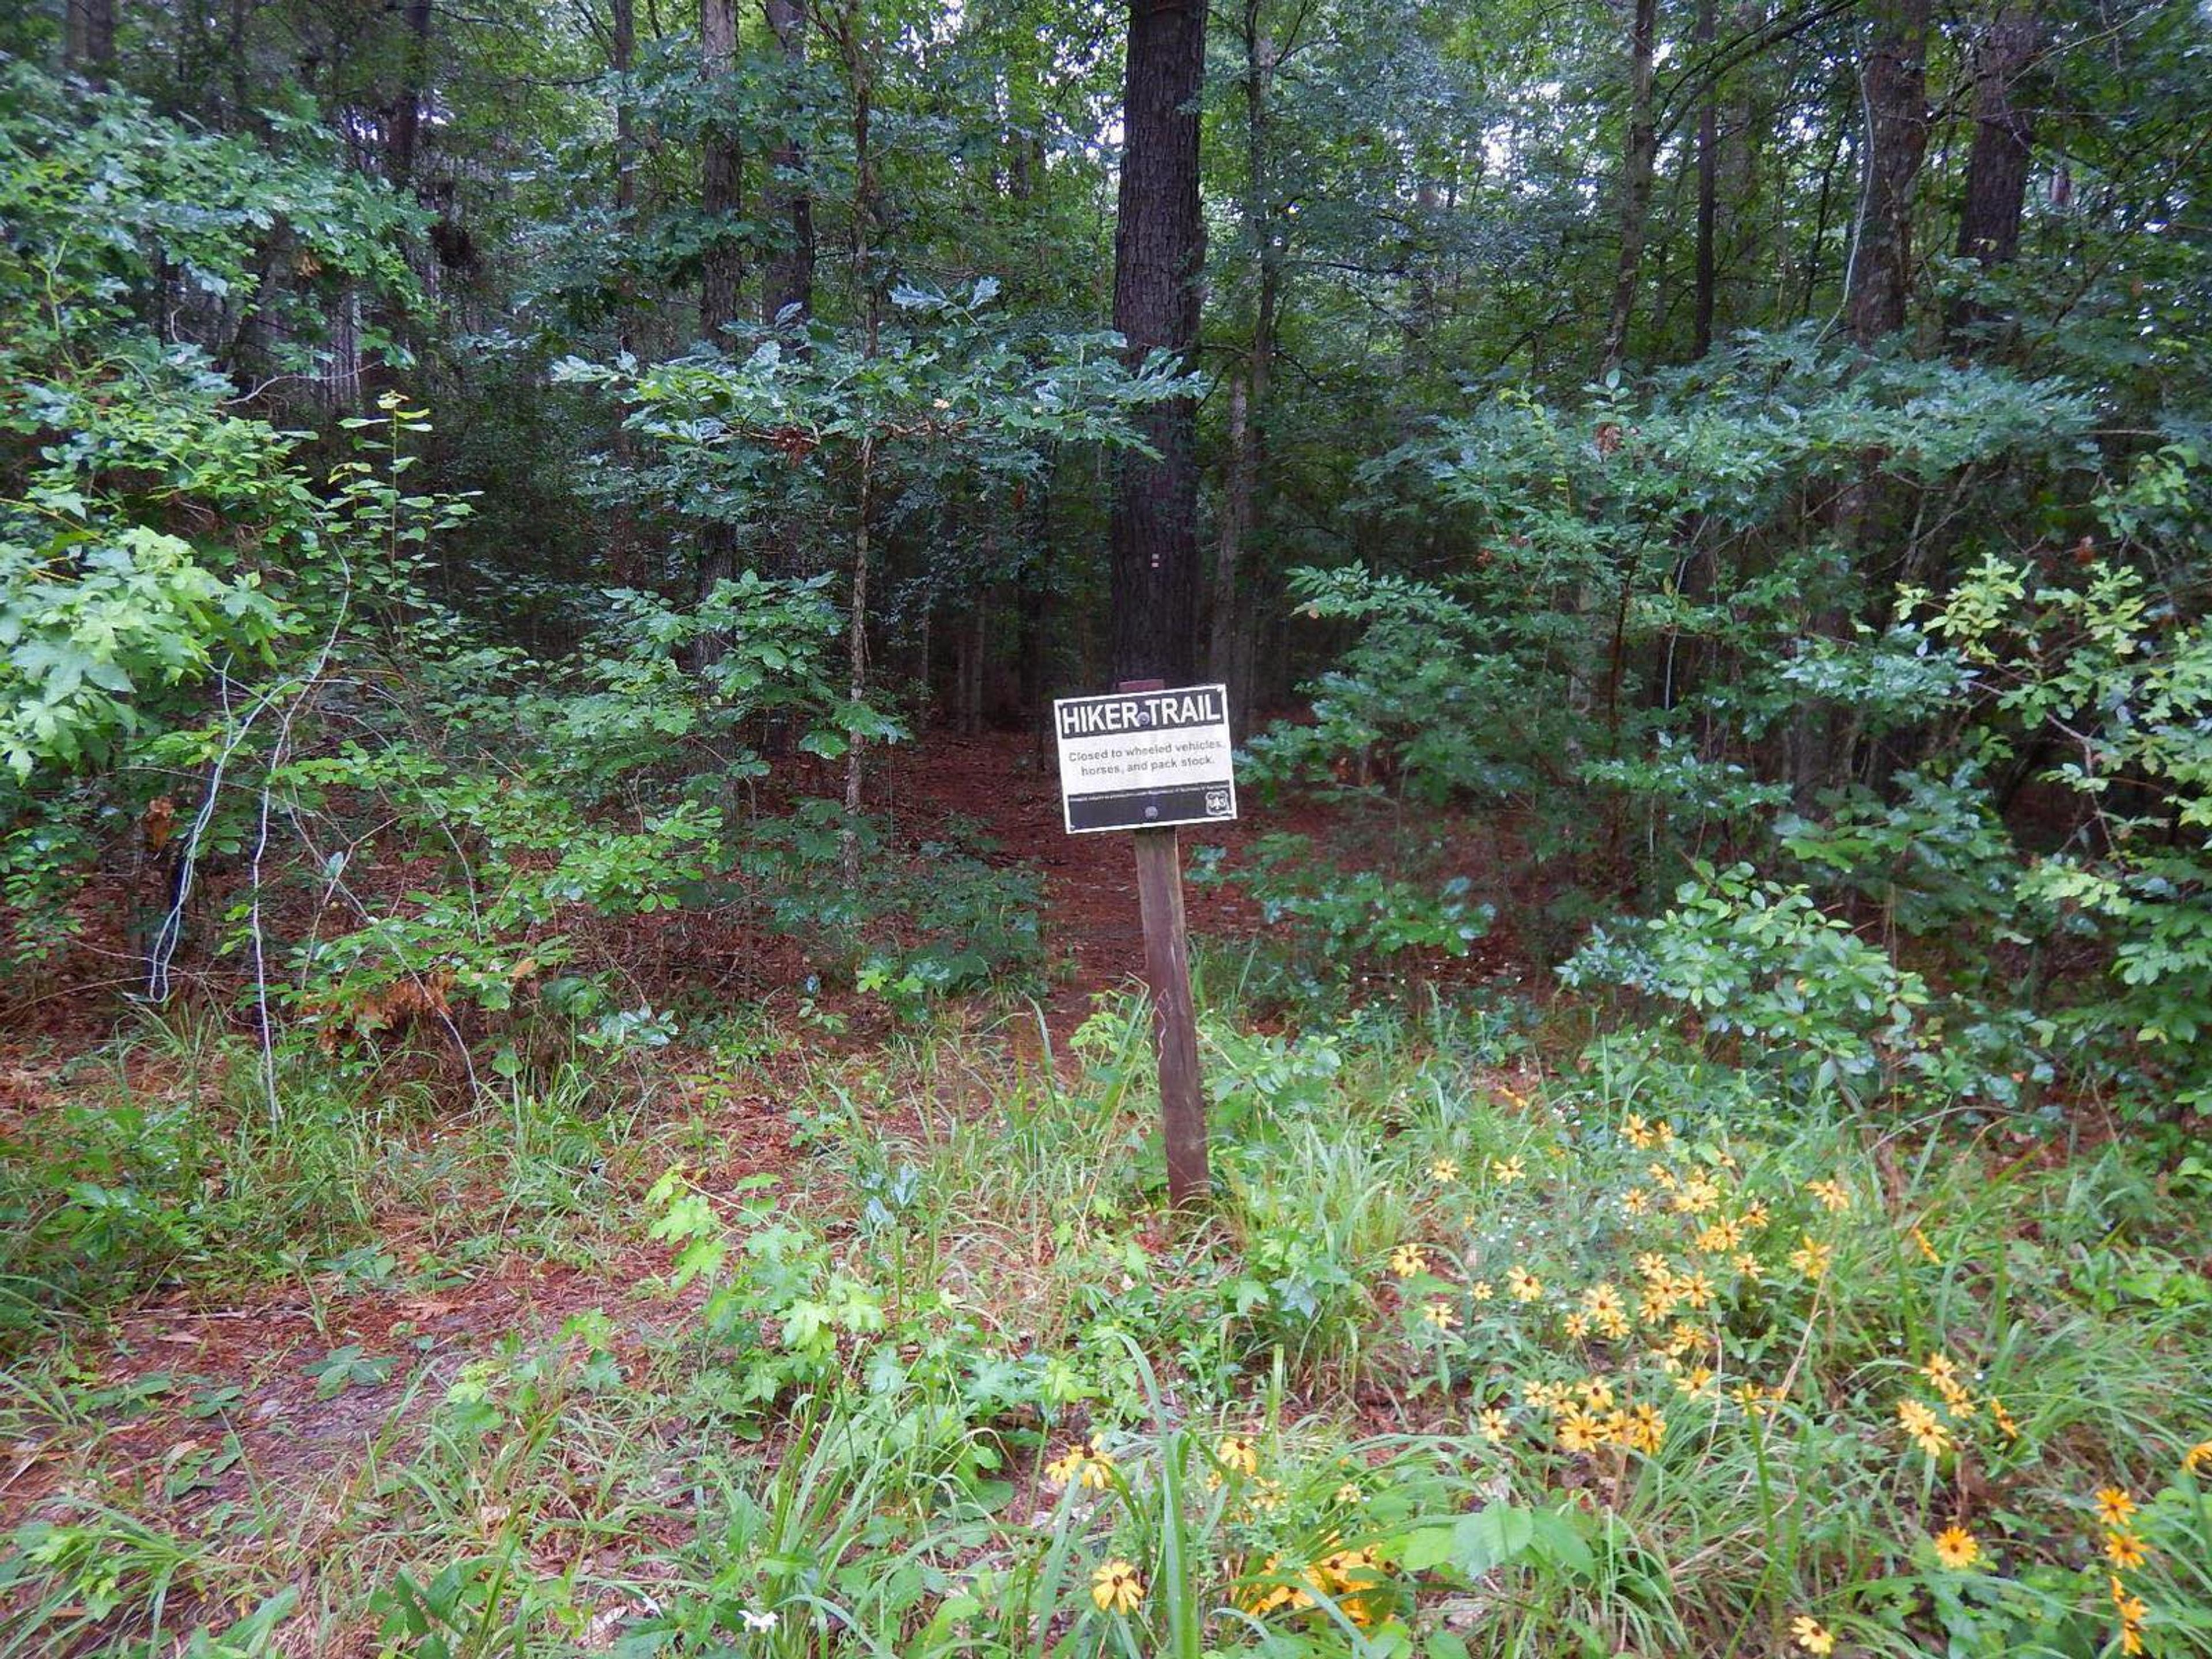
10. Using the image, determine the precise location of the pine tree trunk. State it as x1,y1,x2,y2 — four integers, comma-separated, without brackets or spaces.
1600,0,1661,373
388,0,433,188
1948,3,2039,338
699,0,743,346
1109,0,1207,685
1846,0,1931,346
608,0,641,588
65,0,115,81
1212,6,1275,728
1693,0,1719,357
761,0,815,328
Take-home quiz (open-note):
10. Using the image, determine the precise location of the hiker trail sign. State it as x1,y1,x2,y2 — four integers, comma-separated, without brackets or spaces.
1052,683,1238,834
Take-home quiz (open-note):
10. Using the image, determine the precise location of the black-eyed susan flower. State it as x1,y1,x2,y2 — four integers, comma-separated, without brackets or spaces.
1805,1177,1851,1213
1491,1156,1526,1184
2104,1529,2148,1570
1506,1266,1542,1302
1389,1243,1426,1278
1090,1559,1145,1614
1789,1234,1834,1278
1898,1399,1951,1458
1429,1157,1461,1184
1790,1615,1835,1654
1623,1186,1652,1215
1556,1406,1606,1452
2184,1439,2212,1476
1423,1299,1459,1331
1478,1406,1510,1443
1048,1437,1118,1490
1931,1524,1981,1570
2095,1486,2137,1527
1215,1434,1259,1478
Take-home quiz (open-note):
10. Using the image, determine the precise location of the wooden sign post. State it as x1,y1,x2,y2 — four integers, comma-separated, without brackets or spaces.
1052,679,1235,1208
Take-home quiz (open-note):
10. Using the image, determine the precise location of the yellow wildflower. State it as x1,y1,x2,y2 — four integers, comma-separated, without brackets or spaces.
1737,1201,1770,1230
2095,1487,2137,1528
1429,1157,1461,1184
1215,1435,1259,1478
1556,1407,1607,1452
1653,1120,1676,1147
1672,1177,1720,1217
2104,1529,2148,1571
1578,1376,1616,1410
1931,1524,1981,1570
1791,1614,1836,1655
1523,1380,1569,1415
1562,1311,1590,1340
1911,1225,1941,1263
1695,1218,1745,1254
1898,1399,1951,1458
1506,1265,1543,1302
1090,1559,1145,1614
1471,1279,1495,1301
1050,1438,1118,1490
1491,1156,1527,1184
1423,1299,1459,1331
1478,1406,1510,1444
1678,1270,1716,1310
2184,1439,2212,1476
1647,1161,1677,1188
1665,1319,1702,1358
1622,1113,1654,1149
1921,1353,1959,1389
1805,1178,1851,1213
1335,1480,1363,1504
1623,1403,1666,1453
1789,1234,1833,1278
1639,1284,1679,1325
1389,1243,1426,1278
1676,1365,1717,1398
1635,1252,1673,1282
1988,1398,2020,1439
1733,1251,1763,1278
1623,1186,1652,1216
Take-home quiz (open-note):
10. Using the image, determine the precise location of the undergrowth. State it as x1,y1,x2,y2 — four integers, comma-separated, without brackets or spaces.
1,992,2207,1657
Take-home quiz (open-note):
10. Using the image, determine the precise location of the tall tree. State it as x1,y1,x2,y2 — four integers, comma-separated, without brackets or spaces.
699,0,744,344
1846,0,1931,344
1600,0,1662,372
1213,0,1293,723
1948,1,2040,337
1692,0,1719,356
1109,0,1207,684
63,0,115,81
760,0,813,327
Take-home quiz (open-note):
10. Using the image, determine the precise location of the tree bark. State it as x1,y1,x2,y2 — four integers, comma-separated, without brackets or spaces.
65,0,116,81
1109,0,1207,685
1948,3,2039,337
609,0,642,587
1693,0,1719,357
1600,0,1661,373
1211,3,1275,730
760,0,815,327
1846,0,1931,346
699,0,744,346
388,0,434,188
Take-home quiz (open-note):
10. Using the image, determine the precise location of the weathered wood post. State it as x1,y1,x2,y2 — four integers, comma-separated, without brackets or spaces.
1119,677,1209,1208
1052,679,1237,1211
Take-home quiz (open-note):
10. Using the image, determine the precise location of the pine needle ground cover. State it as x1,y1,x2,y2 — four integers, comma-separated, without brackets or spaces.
3,997,2206,1657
